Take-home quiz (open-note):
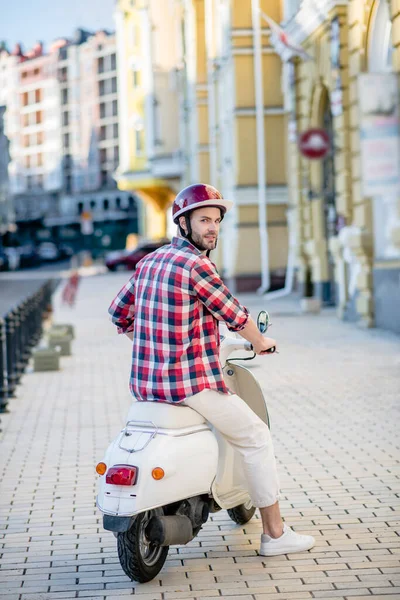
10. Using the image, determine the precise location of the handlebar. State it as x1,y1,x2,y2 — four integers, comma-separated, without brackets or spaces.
249,344,277,355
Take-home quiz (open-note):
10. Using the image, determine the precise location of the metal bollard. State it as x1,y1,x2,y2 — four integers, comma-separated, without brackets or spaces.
0,318,8,411
5,311,17,398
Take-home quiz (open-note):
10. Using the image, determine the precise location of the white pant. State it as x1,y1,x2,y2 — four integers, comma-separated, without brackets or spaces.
185,389,281,508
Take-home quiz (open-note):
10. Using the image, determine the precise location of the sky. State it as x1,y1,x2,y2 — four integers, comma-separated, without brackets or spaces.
0,0,116,52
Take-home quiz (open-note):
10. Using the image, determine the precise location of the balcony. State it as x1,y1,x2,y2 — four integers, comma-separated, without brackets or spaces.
150,152,183,179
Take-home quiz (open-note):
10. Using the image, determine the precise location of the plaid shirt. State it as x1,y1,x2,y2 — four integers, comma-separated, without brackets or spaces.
108,237,249,403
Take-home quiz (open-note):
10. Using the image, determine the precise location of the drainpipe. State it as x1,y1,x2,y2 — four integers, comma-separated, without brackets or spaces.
251,0,270,293
205,0,218,187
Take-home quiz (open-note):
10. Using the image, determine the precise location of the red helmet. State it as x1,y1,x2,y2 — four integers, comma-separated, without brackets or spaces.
172,183,233,224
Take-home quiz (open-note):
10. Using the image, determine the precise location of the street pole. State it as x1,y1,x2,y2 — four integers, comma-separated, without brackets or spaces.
251,0,270,293
205,0,218,187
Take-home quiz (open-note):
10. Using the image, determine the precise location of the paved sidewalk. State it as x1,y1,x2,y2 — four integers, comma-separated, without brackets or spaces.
1,271,399,600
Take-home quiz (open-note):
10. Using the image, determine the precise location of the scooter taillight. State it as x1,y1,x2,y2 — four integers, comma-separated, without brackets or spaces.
106,465,138,486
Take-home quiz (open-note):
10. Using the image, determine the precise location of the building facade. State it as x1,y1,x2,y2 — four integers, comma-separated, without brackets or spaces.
114,0,183,240
281,0,400,333
0,31,140,252
115,0,289,291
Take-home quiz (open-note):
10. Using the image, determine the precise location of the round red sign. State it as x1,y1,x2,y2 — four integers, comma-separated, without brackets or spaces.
298,128,330,160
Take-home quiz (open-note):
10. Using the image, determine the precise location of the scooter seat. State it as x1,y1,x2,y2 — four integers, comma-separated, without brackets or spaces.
126,401,207,429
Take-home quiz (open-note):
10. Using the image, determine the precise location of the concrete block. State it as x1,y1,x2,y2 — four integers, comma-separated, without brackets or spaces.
48,336,72,357
300,297,322,313
50,324,75,339
33,348,60,372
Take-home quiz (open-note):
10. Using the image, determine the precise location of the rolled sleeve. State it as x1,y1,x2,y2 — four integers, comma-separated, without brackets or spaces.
190,257,249,332
108,274,136,334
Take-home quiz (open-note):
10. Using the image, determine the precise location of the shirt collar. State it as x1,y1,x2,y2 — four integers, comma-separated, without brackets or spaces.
172,236,202,256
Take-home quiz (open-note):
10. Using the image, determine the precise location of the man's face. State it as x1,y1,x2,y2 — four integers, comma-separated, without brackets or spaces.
179,206,222,252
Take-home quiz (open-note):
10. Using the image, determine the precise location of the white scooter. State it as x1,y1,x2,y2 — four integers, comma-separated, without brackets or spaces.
96,311,274,583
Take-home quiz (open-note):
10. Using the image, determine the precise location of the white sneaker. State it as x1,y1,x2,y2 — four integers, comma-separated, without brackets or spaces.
259,524,315,556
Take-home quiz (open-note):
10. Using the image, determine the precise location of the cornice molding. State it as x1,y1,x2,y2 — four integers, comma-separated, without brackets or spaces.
284,0,348,46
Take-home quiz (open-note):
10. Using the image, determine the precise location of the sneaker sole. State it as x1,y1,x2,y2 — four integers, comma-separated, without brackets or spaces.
259,541,315,557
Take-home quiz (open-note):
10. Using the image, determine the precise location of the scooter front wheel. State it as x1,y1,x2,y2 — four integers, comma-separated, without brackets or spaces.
117,509,169,583
227,501,256,525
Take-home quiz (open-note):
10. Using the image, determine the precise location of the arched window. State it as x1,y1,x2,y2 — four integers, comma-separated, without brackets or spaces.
115,196,121,209
368,0,393,72
90,200,96,210
103,198,109,211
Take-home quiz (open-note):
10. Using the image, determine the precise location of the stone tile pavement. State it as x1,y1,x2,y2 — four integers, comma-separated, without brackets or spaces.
1,271,400,600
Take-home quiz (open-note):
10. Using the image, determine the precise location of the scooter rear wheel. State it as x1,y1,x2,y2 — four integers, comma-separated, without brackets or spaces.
227,501,256,525
117,509,169,583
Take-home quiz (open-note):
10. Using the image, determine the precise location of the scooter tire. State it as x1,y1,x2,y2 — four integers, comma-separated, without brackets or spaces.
117,510,169,583
227,503,256,525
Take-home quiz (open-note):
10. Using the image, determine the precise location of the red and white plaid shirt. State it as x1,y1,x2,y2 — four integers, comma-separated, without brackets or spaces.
108,237,249,403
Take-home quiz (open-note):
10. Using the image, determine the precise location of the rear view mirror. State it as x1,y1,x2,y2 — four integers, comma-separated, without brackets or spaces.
257,310,270,334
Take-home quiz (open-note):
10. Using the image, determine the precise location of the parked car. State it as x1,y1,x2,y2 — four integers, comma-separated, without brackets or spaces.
37,242,60,262
105,239,170,272
0,247,9,271
17,244,41,268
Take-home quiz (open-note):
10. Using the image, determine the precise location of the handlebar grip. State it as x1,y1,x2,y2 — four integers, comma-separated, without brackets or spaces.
261,346,276,354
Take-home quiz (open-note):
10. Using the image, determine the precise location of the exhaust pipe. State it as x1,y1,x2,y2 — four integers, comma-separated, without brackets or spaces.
146,515,193,546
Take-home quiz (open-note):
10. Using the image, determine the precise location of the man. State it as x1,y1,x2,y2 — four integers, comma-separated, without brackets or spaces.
109,183,315,556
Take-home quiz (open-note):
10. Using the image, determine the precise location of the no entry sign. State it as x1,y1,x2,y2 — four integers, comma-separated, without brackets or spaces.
298,128,330,160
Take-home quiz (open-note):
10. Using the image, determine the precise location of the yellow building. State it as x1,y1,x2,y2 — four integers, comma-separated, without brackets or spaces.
115,0,290,292
114,0,183,240
281,0,400,333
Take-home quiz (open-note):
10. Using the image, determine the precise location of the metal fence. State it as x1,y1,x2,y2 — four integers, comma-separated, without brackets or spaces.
0,280,56,412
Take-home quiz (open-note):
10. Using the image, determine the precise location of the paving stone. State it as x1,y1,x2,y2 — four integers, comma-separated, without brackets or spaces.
1,278,399,599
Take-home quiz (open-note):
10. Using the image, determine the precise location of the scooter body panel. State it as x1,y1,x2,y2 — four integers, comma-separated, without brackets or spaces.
97,425,218,516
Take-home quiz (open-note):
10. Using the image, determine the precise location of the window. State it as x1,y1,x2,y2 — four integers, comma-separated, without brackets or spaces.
25,155,31,168
98,56,104,73
133,69,140,87
34,68,40,76
135,130,143,153
111,77,117,93
101,170,108,186
100,103,106,119
23,134,30,147
77,202,84,214
22,92,29,106
90,199,96,209
100,125,106,141
37,174,44,187
111,53,116,71
62,89,68,105
99,80,105,96
26,175,33,189
37,131,44,145
113,123,118,139
115,196,121,208
37,153,43,167
63,133,70,148
100,148,107,163
112,99,118,116
113,146,119,162
62,111,69,127
35,89,41,103
23,114,29,127
21,71,28,79
36,111,42,124
103,198,109,210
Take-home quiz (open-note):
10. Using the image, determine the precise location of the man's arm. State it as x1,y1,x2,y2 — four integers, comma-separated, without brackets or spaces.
236,317,277,355
190,258,277,353
108,274,136,336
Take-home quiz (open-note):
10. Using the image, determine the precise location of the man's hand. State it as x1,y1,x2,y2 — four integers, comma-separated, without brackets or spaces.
252,336,277,355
